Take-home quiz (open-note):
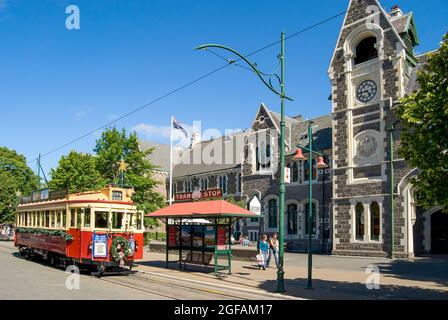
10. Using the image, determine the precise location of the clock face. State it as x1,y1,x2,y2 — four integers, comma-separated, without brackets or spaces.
356,80,377,103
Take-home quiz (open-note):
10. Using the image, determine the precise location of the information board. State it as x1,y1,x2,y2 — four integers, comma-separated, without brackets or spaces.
92,233,108,259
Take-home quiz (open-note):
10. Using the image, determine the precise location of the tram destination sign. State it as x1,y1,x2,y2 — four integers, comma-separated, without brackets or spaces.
175,189,223,202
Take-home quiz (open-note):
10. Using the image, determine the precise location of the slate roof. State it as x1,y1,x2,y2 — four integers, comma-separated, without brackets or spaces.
390,14,411,34
290,115,332,155
172,130,248,178
138,140,171,173
405,52,432,95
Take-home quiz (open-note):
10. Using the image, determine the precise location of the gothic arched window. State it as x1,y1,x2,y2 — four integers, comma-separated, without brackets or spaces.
268,199,278,229
292,162,299,183
354,37,378,65
287,204,298,235
304,202,317,235
355,203,365,241
370,202,380,241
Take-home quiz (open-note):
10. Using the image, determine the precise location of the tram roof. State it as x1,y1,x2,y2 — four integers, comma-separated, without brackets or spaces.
146,200,258,218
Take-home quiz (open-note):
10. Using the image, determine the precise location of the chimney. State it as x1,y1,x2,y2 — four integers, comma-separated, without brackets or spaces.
389,5,404,18
190,132,201,148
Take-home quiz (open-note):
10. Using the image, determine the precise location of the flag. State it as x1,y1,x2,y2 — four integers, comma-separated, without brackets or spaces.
173,117,188,138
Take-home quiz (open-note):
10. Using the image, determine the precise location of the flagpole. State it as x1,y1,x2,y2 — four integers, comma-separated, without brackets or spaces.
169,116,174,206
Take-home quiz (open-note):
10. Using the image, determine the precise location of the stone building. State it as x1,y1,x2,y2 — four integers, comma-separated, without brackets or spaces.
329,0,444,257
140,0,447,257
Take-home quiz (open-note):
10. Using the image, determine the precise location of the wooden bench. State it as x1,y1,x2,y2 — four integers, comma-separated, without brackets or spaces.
181,252,214,272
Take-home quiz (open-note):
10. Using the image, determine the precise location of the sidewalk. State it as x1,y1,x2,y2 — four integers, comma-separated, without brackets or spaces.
136,250,448,300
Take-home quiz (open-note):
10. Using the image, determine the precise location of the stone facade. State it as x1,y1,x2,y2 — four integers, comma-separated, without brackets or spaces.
329,0,435,258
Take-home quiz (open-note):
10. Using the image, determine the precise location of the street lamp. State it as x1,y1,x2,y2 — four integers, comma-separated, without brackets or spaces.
294,121,328,289
196,32,293,293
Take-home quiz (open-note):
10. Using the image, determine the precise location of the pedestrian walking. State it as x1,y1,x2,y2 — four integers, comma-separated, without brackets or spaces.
266,233,280,268
257,234,269,270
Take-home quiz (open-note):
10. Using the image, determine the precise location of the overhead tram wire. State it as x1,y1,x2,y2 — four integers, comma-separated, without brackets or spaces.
35,9,348,161
39,63,231,159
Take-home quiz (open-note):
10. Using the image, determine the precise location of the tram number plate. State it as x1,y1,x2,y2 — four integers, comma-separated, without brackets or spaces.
93,234,108,258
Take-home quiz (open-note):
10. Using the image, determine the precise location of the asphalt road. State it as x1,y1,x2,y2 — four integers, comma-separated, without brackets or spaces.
0,242,289,300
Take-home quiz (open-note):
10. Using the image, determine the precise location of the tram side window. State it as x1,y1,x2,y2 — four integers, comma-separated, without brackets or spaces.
62,210,66,228
56,210,61,228
83,209,91,228
76,209,82,229
51,210,56,228
70,209,76,228
137,213,142,231
95,211,109,229
45,211,50,228
112,212,124,229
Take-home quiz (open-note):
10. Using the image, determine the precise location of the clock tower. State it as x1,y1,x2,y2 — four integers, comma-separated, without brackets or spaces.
329,0,420,257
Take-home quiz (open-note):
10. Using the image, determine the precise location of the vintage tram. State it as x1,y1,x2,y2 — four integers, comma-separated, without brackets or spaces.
15,186,144,275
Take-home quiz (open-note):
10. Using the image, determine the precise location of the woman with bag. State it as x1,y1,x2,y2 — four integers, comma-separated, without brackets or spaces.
266,233,280,268
257,234,269,270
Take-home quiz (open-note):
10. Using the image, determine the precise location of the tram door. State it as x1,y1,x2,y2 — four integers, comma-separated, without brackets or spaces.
67,209,82,258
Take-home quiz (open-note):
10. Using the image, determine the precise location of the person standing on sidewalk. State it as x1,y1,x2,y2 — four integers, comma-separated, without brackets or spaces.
258,234,269,270
266,233,279,269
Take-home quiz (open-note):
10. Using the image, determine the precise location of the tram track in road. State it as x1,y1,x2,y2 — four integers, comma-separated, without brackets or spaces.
97,276,181,300
131,273,250,300
99,272,250,300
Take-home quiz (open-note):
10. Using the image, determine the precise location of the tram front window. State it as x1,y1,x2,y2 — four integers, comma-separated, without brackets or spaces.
95,211,109,229
112,212,124,229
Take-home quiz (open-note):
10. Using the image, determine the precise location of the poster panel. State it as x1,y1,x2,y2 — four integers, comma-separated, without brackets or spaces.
181,226,192,247
192,225,204,248
217,225,230,250
204,226,215,248
168,226,180,247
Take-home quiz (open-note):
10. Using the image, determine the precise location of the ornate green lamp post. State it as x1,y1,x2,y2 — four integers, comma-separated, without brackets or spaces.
196,32,292,293
293,121,328,289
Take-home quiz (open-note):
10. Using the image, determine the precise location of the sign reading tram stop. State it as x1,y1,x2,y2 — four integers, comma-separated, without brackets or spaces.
175,189,223,202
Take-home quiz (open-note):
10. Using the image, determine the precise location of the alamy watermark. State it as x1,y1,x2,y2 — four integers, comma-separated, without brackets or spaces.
65,5,80,30
365,264,380,290
169,120,281,176
65,265,80,290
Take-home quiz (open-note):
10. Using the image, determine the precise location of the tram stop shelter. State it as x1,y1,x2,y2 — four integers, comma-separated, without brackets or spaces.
146,200,259,275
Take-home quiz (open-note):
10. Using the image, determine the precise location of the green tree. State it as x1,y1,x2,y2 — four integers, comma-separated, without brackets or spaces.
94,127,165,226
0,147,39,223
48,151,106,193
397,33,448,212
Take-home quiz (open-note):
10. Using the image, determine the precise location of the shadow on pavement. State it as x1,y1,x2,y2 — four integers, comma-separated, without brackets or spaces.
257,277,448,300
375,257,448,289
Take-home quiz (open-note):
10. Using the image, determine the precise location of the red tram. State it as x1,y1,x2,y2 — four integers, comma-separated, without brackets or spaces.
15,187,144,275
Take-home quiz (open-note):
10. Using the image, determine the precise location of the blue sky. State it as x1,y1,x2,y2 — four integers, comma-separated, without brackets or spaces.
1,0,447,175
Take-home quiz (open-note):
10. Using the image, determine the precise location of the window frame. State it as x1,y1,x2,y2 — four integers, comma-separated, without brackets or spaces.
267,199,278,229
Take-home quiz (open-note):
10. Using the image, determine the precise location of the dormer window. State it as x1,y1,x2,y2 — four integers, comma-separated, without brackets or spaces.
354,37,378,65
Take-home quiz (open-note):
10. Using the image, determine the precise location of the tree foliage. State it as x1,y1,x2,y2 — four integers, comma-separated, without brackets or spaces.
0,147,39,223
397,33,448,212
94,127,165,225
48,151,106,194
